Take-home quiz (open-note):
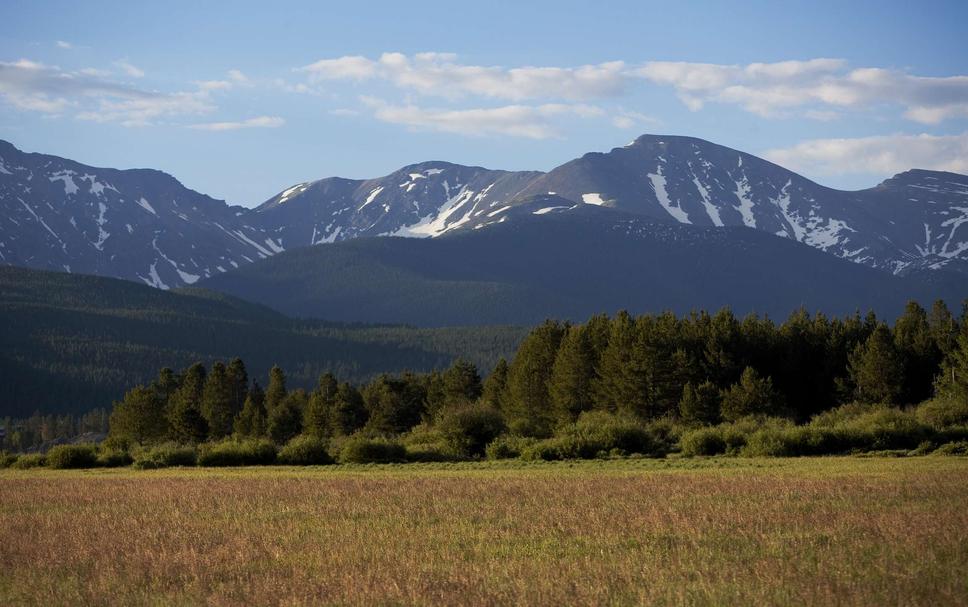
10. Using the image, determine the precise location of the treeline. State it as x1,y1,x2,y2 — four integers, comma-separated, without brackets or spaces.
4,302,968,468
0,410,109,452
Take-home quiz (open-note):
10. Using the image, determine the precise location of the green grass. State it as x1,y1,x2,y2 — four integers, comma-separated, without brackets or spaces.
1,457,966,606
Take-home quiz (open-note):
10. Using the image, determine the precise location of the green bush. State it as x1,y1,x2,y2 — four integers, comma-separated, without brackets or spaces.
197,439,277,467
934,440,968,456
277,435,333,465
680,427,727,456
96,448,133,468
337,435,407,464
132,443,198,469
46,444,98,469
833,408,930,451
0,452,18,469
11,453,46,469
915,398,968,429
401,423,458,461
485,435,537,460
437,404,506,458
519,412,660,461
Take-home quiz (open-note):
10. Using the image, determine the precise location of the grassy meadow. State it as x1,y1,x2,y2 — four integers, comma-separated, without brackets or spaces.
1,457,967,606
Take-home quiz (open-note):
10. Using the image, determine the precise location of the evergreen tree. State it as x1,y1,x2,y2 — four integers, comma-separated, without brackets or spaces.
720,367,779,421
678,381,721,425
234,382,267,437
153,367,180,404
936,322,968,403
549,325,597,422
893,301,941,404
304,372,338,438
363,374,426,434
108,385,168,444
265,365,288,412
167,363,208,443
504,320,565,436
481,358,509,410
848,324,905,404
226,357,249,414
593,311,645,414
201,361,236,438
331,382,368,435
268,390,306,444
441,359,483,404
928,299,958,356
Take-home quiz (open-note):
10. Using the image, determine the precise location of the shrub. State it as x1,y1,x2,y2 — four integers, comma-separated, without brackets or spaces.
96,448,133,468
277,435,333,466
401,423,458,461
680,427,727,456
132,443,198,469
915,398,968,429
338,435,407,464
438,404,506,458
833,408,930,451
0,452,18,469
485,435,537,460
519,412,660,461
46,444,98,469
934,440,968,456
11,453,46,469
197,439,277,467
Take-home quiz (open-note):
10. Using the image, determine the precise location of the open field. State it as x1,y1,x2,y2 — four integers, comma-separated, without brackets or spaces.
1,457,967,606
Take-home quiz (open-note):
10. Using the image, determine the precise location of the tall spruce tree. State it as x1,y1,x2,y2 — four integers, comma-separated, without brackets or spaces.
201,362,236,438
549,324,597,422
441,359,483,404
848,324,905,405
268,390,306,443
226,358,249,415
304,372,339,438
481,358,509,410
593,311,644,414
234,382,267,437
331,382,368,435
167,363,208,443
894,301,941,404
265,365,288,412
504,320,565,436
936,322,968,403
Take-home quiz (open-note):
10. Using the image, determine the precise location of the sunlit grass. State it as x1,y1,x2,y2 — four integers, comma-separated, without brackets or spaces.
1,457,966,606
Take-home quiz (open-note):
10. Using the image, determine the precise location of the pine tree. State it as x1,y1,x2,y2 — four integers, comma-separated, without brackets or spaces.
331,382,367,435
234,382,267,437
720,367,779,421
226,358,249,415
481,358,509,410
304,372,338,438
363,374,426,434
936,322,968,403
264,365,288,412
201,361,235,438
504,320,565,436
679,381,721,425
549,325,597,422
167,363,208,443
108,385,168,444
593,311,644,413
441,359,483,404
893,301,941,404
848,324,905,405
153,367,180,404
268,390,306,444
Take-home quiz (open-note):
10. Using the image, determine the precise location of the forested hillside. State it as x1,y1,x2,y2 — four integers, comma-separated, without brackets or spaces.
0,266,525,416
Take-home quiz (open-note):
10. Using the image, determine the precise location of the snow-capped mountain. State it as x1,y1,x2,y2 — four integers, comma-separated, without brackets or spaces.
2,135,967,290
0,140,283,289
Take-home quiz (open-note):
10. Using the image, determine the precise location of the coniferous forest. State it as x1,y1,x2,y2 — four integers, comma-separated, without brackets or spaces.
5,301,968,466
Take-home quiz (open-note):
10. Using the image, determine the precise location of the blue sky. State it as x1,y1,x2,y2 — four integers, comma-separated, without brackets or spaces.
1,0,967,206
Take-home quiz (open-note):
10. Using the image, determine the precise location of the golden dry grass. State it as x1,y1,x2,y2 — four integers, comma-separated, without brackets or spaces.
1,457,967,606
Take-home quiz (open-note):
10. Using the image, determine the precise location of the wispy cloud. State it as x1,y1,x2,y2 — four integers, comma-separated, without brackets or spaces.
114,59,145,78
764,132,968,176
361,96,601,139
634,60,968,123
299,52,628,101
0,58,215,126
189,115,285,131
55,40,73,50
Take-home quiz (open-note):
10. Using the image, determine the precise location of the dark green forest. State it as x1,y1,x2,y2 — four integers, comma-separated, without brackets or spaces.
6,300,968,465
0,266,526,417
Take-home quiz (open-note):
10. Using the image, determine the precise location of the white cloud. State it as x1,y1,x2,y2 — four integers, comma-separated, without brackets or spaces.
114,59,145,78
361,97,602,139
299,53,628,101
634,59,968,123
611,109,660,129
764,132,968,176
0,58,216,126
189,115,285,131
55,40,73,50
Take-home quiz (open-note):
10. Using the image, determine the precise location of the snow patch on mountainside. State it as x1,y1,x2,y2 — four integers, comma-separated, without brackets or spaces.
649,166,690,224
582,193,606,206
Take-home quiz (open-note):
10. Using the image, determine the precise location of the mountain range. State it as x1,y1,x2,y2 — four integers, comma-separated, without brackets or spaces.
1,134,966,324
